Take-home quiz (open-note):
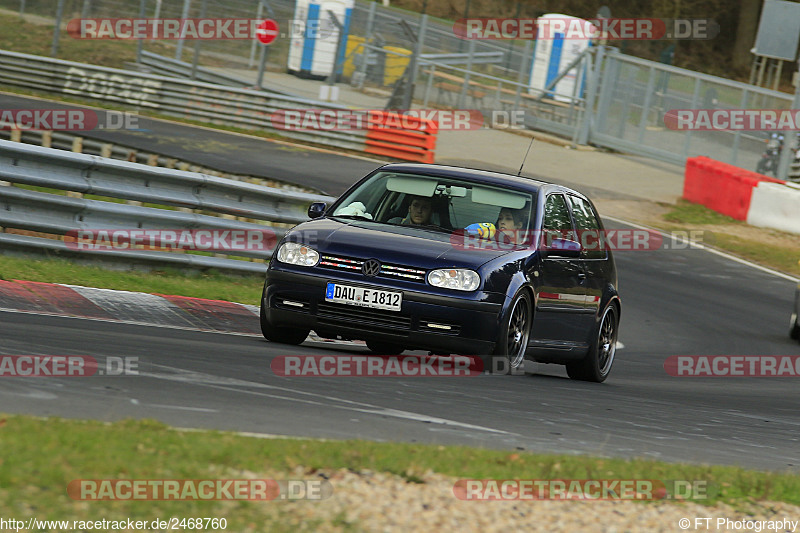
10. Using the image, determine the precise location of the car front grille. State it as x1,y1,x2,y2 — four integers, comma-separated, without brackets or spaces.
318,254,426,283
317,302,412,334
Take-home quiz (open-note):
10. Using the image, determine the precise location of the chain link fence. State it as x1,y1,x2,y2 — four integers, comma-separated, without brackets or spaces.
592,48,794,177
3,0,797,180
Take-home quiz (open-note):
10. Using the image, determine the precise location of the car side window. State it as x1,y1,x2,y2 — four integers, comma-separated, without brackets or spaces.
542,194,576,245
568,195,606,259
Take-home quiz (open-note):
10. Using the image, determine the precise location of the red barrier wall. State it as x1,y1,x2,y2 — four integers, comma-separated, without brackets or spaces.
364,112,438,163
683,157,785,220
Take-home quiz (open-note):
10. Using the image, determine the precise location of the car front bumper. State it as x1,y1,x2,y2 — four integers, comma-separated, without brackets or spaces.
263,267,506,355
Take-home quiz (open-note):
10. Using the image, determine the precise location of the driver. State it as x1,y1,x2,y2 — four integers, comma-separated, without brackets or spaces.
390,195,433,226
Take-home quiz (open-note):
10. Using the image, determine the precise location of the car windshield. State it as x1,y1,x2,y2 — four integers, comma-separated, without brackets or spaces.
331,171,536,245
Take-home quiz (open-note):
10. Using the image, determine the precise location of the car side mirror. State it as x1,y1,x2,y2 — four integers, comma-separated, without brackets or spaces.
541,238,581,258
308,202,327,219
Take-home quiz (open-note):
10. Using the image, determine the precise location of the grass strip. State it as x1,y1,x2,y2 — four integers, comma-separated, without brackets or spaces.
0,254,263,304
657,200,800,277
0,414,799,532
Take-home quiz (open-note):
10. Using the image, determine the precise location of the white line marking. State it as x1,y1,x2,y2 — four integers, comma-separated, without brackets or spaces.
143,364,516,436
349,407,513,434
603,215,800,283
145,404,219,413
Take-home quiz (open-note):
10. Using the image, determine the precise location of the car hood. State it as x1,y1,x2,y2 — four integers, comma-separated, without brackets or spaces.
288,218,514,268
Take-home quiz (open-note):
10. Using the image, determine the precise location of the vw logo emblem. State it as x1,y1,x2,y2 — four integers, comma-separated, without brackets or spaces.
362,259,381,277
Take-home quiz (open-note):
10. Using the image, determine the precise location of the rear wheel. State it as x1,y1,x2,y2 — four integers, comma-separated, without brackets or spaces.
366,340,405,355
790,311,800,340
481,291,531,374
259,289,309,345
567,303,618,382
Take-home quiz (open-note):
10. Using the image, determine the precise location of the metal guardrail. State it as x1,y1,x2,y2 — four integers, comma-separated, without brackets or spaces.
0,49,367,153
137,51,255,89
0,128,321,193
0,140,336,273
0,141,329,223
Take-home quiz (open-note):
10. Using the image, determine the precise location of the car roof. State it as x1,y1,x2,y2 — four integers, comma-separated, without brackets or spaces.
377,163,587,198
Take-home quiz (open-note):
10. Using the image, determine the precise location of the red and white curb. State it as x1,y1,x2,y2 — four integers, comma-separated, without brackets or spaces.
0,279,359,344
746,181,800,235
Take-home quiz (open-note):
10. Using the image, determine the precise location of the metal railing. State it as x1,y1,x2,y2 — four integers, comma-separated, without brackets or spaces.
0,140,336,273
589,48,796,175
0,129,318,193
137,50,257,89
0,49,368,153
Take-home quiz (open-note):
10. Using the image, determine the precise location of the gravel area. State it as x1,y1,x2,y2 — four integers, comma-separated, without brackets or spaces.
245,467,800,532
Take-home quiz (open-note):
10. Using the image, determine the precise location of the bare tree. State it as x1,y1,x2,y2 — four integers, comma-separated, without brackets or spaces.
732,0,761,71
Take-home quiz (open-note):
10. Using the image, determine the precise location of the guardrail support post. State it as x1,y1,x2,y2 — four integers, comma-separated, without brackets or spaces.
457,39,476,109
67,138,85,198
577,45,603,146
175,0,192,60
10,129,21,143
41,131,52,148
51,0,66,57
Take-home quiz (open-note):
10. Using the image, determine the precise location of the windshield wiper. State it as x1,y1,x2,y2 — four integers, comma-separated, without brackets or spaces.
419,223,453,233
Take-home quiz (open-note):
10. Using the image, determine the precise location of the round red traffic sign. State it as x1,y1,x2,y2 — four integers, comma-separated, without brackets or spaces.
256,19,279,45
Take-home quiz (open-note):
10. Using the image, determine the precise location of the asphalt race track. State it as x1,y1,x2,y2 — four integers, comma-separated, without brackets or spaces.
1,92,799,471
0,93,378,195
1,228,799,471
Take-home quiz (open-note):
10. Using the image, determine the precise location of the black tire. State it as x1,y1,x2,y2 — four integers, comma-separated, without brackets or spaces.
366,340,405,355
790,311,800,341
567,302,619,383
259,289,309,345
481,290,532,375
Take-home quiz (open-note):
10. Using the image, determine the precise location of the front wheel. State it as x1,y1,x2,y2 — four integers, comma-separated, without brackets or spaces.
259,289,309,345
481,290,532,374
790,311,800,341
567,303,619,383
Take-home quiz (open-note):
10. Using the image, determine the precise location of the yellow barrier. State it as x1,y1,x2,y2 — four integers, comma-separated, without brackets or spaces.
383,46,411,85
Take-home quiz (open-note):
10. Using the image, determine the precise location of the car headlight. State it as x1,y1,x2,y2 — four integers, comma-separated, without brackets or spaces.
276,242,319,267
427,269,480,291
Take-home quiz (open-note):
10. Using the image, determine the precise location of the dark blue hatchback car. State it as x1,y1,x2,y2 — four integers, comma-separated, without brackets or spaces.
260,164,621,382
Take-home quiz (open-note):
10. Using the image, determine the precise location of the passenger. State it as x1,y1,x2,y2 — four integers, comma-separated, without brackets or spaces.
496,207,528,244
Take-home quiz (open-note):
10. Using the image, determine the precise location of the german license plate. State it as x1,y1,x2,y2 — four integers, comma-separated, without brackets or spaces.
325,283,402,311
